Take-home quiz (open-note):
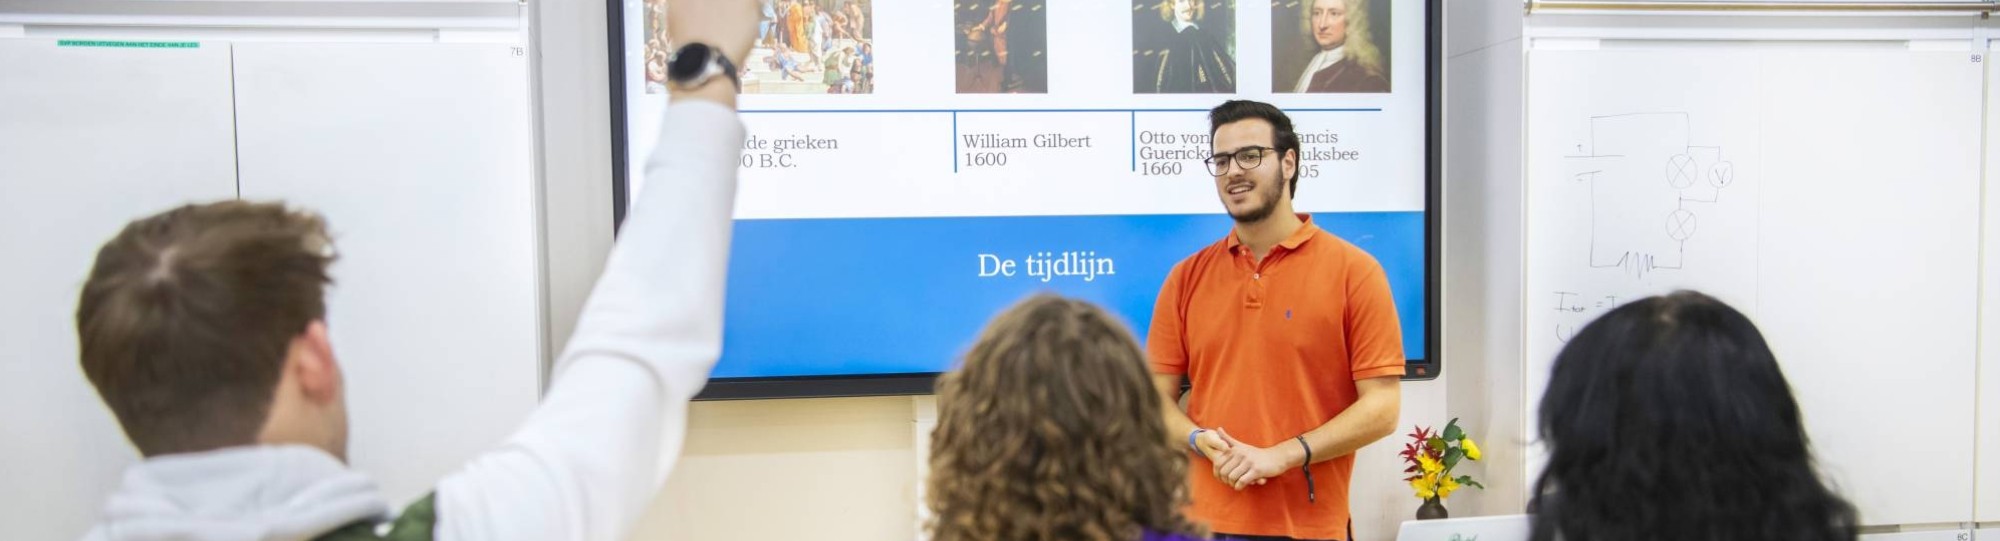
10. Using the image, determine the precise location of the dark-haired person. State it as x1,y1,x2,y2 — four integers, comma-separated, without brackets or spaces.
928,294,1205,541
1147,99,1402,541
1531,290,1859,541
69,1,759,540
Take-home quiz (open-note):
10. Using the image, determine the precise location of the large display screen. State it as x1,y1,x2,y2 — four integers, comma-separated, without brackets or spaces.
611,0,1440,399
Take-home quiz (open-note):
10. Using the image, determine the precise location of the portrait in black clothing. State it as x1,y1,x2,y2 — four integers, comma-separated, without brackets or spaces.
1132,0,1236,94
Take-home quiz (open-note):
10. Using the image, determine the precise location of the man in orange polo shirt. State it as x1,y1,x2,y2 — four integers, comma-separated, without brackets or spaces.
1149,100,1404,541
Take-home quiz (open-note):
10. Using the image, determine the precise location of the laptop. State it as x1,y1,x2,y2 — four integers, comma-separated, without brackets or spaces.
1395,514,1531,541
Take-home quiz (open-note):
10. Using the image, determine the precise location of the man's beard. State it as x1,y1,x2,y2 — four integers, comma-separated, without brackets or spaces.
1228,170,1287,224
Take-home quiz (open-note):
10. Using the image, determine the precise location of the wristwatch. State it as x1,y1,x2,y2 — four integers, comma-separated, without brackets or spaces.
667,42,740,92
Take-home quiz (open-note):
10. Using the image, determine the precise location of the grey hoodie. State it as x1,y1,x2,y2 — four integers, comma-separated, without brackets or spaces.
80,445,389,541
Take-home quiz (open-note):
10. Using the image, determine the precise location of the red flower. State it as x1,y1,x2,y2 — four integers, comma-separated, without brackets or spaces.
1400,425,1440,476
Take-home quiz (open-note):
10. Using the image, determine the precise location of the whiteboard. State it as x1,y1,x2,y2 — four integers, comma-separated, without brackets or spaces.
1526,45,1982,525
1984,41,2000,524
0,39,239,539
230,42,540,507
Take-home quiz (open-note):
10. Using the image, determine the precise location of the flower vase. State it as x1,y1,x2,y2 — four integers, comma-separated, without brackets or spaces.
1415,496,1448,520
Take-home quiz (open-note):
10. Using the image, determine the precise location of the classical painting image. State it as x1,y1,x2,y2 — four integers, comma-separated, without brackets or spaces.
956,0,1049,94
1132,0,1236,94
1273,0,1391,93
743,0,877,94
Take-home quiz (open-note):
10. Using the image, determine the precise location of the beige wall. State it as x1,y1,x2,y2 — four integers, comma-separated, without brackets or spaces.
635,397,922,541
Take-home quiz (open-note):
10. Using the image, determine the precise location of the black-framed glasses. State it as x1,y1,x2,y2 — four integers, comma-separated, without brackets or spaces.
1204,146,1275,176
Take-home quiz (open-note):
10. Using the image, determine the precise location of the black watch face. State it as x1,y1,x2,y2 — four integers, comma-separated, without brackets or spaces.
668,44,711,82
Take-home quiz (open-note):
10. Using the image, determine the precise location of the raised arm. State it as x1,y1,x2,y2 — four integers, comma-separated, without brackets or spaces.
432,2,758,540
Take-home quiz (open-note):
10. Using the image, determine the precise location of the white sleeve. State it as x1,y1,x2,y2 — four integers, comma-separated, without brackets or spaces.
432,100,744,541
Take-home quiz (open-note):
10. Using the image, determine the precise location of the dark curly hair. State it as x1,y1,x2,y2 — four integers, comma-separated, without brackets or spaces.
927,294,1205,541
1531,290,1859,541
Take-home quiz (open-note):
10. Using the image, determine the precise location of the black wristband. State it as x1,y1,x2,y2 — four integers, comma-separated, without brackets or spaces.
1296,435,1315,504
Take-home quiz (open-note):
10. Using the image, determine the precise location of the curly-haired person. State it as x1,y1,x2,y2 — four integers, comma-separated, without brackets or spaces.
926,294,1207,541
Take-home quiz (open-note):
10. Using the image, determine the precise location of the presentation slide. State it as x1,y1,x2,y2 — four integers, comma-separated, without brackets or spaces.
616,0,1431,383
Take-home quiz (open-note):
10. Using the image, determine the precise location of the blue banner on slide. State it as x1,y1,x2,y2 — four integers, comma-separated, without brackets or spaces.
717,212,1425,378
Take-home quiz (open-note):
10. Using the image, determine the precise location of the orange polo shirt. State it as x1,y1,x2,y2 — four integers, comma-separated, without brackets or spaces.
1147,214,1405,540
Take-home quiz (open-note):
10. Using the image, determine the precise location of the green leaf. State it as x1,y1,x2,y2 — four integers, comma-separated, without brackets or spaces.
1427,437,1446,453
1443,422,1464,442
1443,448,1463,469
1466,480,1486,490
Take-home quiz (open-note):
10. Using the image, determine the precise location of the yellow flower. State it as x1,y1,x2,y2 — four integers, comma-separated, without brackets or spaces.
1416,452,1442,474
1463,438,1482,461
1438,475,1461,500
1410,474,1437,500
